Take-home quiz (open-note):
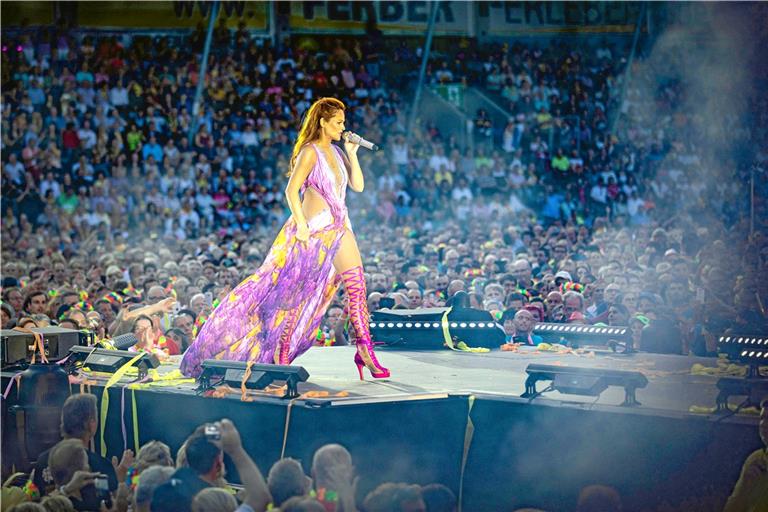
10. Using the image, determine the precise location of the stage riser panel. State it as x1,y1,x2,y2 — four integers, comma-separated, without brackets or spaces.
1,376,760,511
463,398,759,511
129,390,469,502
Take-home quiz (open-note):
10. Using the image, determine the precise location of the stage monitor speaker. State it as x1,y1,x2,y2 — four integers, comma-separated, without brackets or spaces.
199,360,310,399
1,327,91,367
370,307,505,350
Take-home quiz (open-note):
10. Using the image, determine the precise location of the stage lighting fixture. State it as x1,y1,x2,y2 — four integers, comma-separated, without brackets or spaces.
532,323,631,351
521,363,648,407
198,360,309,399
717,335,768,378
2,327,92,367
67,346,160,378
370,308,505,350
715,376,768,413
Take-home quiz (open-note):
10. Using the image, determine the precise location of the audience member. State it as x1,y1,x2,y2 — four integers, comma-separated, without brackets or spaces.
267,458,311,508
133,466,174,512
311,444,356,512
724,398,768,511
362,483,425,512
33,394,127,498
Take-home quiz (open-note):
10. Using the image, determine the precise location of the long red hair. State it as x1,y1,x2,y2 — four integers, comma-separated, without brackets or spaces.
287,97,346,176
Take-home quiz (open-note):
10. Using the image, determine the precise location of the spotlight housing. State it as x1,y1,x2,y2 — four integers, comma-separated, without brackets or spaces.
532,322,632,352
67,346,159,378
199,359,309,399
521,363,648,407
717,335,768,378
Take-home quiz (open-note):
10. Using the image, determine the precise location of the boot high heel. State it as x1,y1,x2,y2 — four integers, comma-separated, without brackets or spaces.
340,266,390,381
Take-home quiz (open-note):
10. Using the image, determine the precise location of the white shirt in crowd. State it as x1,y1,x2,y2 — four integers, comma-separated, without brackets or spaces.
502,128,515,153
109,86,129,107
196,192,215,220
4,159,25,184
428,153,450,172
77,127,97,149
240,129,259,147
509,192,528,213
40,178,61,198
164,145,180,166
84,211,111,227
390,142,409,166
377,173,403,192
627,195,644,217
179,208,201,230
590,183,607,204
452,185,473,202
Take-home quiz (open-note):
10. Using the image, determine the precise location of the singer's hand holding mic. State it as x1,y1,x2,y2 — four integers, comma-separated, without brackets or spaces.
342,131,379,152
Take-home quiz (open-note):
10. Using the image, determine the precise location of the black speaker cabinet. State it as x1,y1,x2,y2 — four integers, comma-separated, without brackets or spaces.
1,327,90,366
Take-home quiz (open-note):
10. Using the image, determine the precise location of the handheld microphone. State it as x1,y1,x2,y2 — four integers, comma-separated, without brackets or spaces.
343,132,379,151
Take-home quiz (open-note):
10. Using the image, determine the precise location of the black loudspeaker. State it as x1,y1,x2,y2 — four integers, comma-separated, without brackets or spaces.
1,327,91,367
370,307,505,349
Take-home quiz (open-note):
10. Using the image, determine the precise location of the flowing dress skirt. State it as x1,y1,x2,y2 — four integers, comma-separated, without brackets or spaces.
180,212,344,377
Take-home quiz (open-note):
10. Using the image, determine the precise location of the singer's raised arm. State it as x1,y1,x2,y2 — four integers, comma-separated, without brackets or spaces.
341,139,364,192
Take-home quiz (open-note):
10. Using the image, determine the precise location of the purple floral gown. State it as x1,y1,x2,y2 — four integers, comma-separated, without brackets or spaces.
181,144,351,377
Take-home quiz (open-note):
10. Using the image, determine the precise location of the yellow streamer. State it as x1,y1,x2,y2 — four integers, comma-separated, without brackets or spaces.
241,361,254,402
14,327,48,364
100,352,145,457
458,395,476,512
280,402,294,460
131,389,139,454
440,309,490,353
126,369,195,390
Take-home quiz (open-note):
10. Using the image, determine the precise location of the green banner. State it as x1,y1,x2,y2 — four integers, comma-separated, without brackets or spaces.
434,84,465,109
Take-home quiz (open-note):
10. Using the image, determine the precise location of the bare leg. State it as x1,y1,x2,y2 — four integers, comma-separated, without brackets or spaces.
333,229,389,378
332,228,364,272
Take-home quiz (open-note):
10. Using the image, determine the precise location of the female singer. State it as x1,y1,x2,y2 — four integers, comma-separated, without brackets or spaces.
181,97,389,380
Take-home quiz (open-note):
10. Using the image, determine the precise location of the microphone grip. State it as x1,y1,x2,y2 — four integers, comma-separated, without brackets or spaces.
344,132,379,152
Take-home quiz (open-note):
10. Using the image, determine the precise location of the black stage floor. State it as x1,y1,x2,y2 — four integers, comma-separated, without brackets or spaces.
3,346,762,511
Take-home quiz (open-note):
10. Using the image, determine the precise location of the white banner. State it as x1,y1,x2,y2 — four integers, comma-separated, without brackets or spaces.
483,1,641,35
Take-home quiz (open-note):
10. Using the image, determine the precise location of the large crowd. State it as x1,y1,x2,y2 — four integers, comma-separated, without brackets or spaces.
1,17,767,512
1,27,765,357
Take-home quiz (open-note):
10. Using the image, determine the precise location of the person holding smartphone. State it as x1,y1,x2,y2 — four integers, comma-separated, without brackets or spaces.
35,394,133,508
